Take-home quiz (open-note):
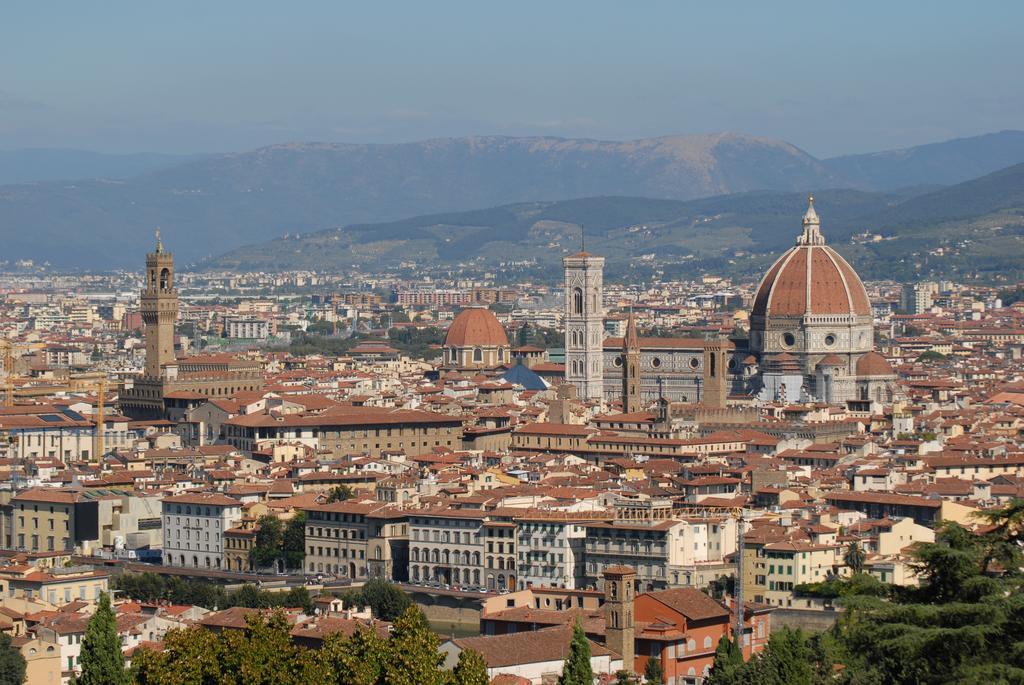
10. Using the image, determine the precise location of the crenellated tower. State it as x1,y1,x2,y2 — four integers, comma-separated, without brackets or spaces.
140,230,178,378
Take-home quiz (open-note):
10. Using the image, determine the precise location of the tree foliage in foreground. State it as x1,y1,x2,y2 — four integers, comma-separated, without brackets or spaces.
341,578,413,621
0,632,26,685
133,606,487,685
709,501,1024,685
78,592,130,685
557,619,594,685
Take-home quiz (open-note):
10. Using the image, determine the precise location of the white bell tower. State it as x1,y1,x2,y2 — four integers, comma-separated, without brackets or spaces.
563,248,605,400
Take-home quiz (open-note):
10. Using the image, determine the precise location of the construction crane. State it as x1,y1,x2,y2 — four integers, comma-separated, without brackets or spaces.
730,506,753,650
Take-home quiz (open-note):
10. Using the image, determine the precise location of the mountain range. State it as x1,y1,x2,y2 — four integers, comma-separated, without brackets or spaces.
3,130,1024,269
206,162,1024,282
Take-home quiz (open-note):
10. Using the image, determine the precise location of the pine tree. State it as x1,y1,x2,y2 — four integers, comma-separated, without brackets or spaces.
452,648,489,685
644,656,664,684
558,619,593,685
78,592,129,685
0,632,26,685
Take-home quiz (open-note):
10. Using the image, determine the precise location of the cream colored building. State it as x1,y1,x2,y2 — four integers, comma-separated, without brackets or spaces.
302,501,409,581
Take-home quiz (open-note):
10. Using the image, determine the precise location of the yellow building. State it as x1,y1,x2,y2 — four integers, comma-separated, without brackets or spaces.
0,564,109,604
10,489,107,555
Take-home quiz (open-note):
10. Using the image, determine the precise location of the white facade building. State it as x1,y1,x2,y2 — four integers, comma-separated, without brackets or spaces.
161,492,242,570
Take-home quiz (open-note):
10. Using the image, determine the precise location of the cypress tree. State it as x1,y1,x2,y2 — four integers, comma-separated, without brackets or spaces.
78,592,129,685
706,634,744,685
558,619,593,685
644,656,664,684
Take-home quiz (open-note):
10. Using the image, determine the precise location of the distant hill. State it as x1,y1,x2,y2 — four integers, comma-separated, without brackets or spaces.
0,148,198,185
203,189,895,272
822,130,1024,190
0,132,841,268
5,130,1024,269
207,164,1024,283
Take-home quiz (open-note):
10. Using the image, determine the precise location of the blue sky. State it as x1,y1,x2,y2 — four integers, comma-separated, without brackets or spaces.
2,1,1021,156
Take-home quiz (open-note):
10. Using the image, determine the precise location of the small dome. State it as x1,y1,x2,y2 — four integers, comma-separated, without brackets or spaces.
818,354,844,367
856,351,894,376
444,308,509,348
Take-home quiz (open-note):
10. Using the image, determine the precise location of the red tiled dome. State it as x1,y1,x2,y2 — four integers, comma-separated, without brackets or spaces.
751,199,870,319
751,245,871,318
444,308,509,347
856,351,894,376
818,354,844,367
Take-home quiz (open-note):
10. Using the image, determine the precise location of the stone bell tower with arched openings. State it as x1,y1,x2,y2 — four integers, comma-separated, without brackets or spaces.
603,565,636,673
563,248,605,401
140,230,178,379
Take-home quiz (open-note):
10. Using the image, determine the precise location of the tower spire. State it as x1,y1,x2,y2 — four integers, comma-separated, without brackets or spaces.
623,308,639,351
580,223,585,253
797,195,824,246
154,227,164,253
622,308,642,413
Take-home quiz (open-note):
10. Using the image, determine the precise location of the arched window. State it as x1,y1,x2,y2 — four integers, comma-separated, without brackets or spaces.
573,288,584,315
473,348,483,363
159,268,171,290
703,636,712,649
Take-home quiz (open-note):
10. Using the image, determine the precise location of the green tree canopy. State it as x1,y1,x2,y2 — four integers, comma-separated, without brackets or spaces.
844,541,866,574
558,619,593,685
706,634,744,685
0,633,26,685
644,655,664,685
78,592,129,685
452,648,489,685
344,579,413,621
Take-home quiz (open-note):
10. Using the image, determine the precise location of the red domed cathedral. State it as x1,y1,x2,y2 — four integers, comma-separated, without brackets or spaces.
747,197,897,404
569,198,898,407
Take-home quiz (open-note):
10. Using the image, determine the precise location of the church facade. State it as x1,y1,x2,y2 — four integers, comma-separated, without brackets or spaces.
564,198,898,407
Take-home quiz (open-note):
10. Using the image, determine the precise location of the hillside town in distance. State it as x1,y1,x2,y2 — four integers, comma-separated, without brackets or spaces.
1,198,1023,685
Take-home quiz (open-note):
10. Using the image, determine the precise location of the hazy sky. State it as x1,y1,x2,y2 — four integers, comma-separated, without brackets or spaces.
2,1,1021,157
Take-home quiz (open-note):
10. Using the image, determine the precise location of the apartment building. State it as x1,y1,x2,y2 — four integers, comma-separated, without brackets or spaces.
161,492,242,570
223,407,463,458
10,489,105,555
762,541,843,607
516,511,608,590
0,564,109,604
409,509,507,590
302,500,409,581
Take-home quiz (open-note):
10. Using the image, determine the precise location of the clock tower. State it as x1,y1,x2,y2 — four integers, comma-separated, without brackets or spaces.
140,230,178,379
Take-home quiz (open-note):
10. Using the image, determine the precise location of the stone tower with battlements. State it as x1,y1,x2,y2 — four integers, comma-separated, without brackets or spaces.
140,231,178,379
563,249,605,400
